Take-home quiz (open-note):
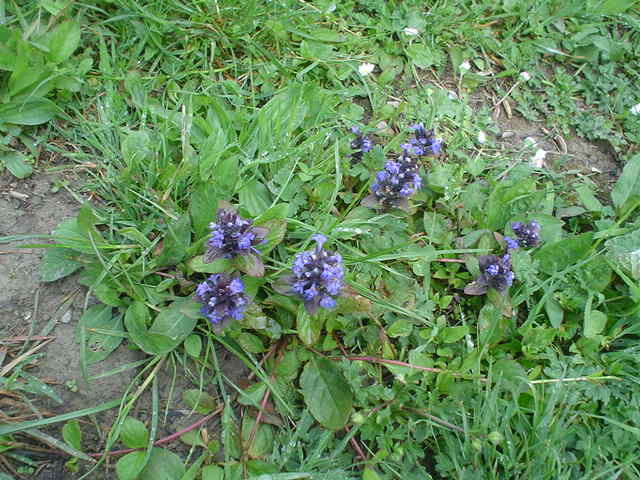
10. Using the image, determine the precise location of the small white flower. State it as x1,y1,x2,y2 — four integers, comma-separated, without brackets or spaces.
519,71,531,82
523,136,537,147
459,60,471,71
403,27,419,36
631,103,640,116
477,131,487,144
358,62,375,76
448,90,458,100
530,149,547,168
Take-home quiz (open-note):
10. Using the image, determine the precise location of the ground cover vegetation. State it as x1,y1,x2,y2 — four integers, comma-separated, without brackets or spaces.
1,0,639,478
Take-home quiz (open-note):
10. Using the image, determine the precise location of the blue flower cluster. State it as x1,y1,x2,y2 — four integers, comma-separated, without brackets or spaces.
474,254,515,293
349,126,372,164
511,220,541,248
205,205,267,262
405,123,442,156
279,234,344,315
363,149,422,211
194,273,248,327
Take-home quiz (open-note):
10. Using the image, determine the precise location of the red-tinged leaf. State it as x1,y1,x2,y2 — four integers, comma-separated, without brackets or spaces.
235,253,265,277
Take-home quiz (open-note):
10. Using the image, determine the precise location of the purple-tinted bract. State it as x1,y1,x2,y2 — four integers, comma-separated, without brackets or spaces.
194,273,248,327
408,123,442,156
363,148,421,211
280,234,344,315
205,206,268,263
511,220,541,248
349,126,372,164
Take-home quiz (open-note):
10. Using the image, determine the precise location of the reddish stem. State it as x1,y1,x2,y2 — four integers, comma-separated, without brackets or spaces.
246,386,272,450
344,424,367,462
433,258,465,264
87,404,224,458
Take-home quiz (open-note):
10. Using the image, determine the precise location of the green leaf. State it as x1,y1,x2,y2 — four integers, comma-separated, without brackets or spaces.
584,309,608,338
387,319,413,338
300,356,353,430
611,154,640,212
492,358,526,386
126,299,198,355
545,296,564,328
121,130,153,167
138,448,186,480
235,252,264,277
257,218,288,255
605,229,640,280
149,298,199,340
0,97,57,125
46,20,81,64
440,326,469,343
201,465,224,480
119,417,149,449
406,43,442,69
190,185,221,238
296,306,323,346
535,233,594,275
187,255,232,274
253,203,289,223
2,151,32,178
241,417,273,458
182,389,217,414
362,468,382,480
40,247,82,282
239,180,271,217
184,334,202,357
78,305,124,364
116,451,146,480
593,0,636,14
62,420,82,450
156,215,191,267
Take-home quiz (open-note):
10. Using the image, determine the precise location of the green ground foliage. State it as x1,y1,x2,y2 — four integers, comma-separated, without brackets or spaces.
1,1,639,479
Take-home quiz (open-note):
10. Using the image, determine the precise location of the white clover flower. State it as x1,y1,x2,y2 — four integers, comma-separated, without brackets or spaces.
477,131,487,144
459,60,471,71
531,149,547,168
523,136,537,147
403,27,419,36
631,103,640,116
448,90,458,100
519,71,531,82
358,62,375,76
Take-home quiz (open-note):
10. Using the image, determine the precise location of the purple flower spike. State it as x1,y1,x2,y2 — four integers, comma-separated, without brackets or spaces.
205,204,268,264
480,254,514,292
279,235,344,315
194,273,248,328
504,236,519,251
407,123,442,156
349,126,372,164
363,149,422,211
465,254,515,295
511,220,541,248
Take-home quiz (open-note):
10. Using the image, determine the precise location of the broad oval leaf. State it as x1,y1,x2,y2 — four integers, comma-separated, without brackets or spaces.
138,448,185,480
116,451,146,480
77,305,124,365
300,356,353,430
119,417,149,449
0,97,58,125
46,20,81,64
611,154,640,212
125,300,198,355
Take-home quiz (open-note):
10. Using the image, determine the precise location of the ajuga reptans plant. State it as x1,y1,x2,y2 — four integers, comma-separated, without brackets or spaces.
194,273,248,328
277,234,344,315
